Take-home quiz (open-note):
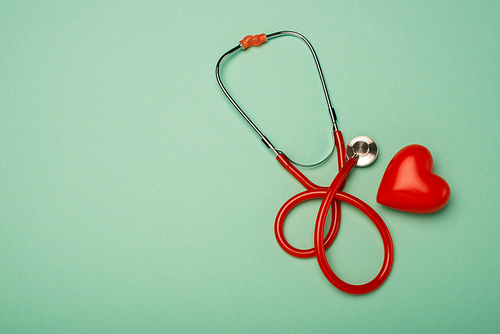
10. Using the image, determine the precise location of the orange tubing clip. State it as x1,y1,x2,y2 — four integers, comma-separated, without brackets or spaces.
240,34,267,49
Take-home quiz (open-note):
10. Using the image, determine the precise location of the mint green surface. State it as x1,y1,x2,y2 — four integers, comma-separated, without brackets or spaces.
1,1,499,333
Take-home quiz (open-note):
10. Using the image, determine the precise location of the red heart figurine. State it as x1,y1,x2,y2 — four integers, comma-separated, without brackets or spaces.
377,145,450,214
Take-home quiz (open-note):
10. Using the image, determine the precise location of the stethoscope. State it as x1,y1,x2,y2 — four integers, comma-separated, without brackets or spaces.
216,31,393,295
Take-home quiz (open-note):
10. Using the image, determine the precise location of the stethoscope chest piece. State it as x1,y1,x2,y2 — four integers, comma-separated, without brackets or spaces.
347,136,378,167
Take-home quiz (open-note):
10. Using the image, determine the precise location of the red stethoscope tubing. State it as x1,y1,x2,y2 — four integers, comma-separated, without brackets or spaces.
274,131,394,294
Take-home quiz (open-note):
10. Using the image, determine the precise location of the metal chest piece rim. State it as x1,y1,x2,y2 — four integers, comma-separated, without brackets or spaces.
347,136,378,167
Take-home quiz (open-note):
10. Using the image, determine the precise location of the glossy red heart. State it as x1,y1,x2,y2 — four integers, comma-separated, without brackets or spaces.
377,145,450,214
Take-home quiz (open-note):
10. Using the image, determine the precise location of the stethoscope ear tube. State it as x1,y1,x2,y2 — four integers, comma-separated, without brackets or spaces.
215,31,338,165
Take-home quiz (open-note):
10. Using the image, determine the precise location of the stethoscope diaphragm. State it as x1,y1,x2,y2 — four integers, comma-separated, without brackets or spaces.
347,136,378,167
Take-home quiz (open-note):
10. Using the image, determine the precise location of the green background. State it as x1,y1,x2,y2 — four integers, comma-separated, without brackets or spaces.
1,1,499,333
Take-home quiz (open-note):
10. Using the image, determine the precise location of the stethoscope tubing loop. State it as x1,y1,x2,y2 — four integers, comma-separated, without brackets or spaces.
274,131,394,294
275,189,342,259
314,158,394,294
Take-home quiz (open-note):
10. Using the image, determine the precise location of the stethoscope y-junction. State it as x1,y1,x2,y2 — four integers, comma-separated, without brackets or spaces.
216,30,393,295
